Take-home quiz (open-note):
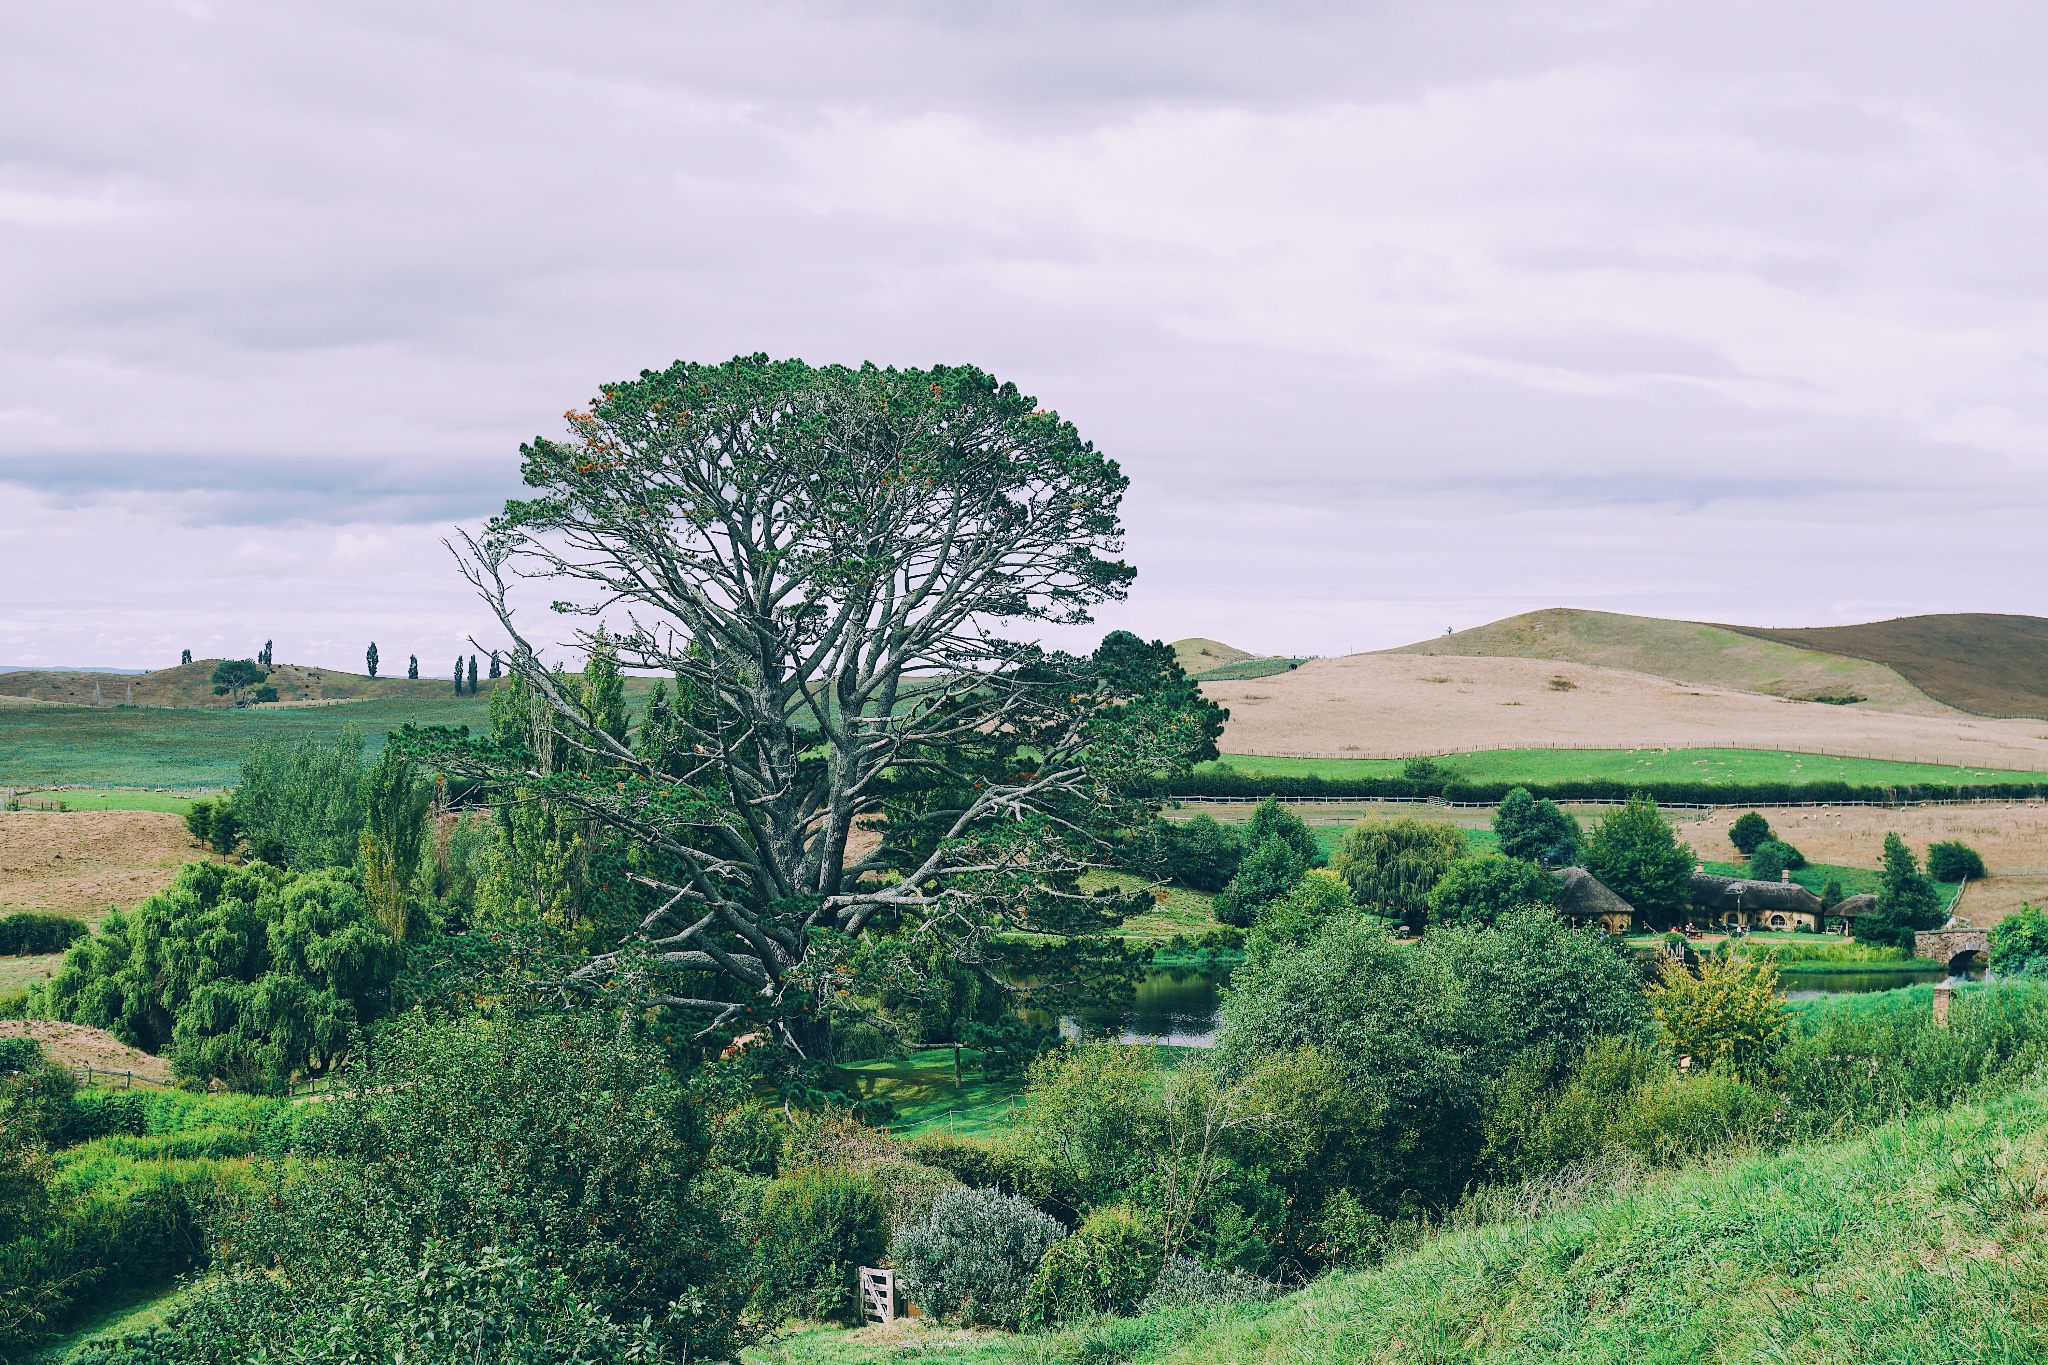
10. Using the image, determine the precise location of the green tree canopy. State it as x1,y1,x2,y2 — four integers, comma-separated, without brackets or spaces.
1990,904,2048,978
1859,832,1945,949
1728,811,1773,855
1582,795,1694,923
1244,797,1320,867
1927,840,1987,882
1328,817,1466,930
1214,837,1308,928
35,861,400,1091
398,357,1223,1057
1426,853,1559,928
1493,787,1580,867
210,658,267,704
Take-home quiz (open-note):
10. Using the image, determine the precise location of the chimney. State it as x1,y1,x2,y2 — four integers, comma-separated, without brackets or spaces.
1933,981,1953,1027
1780,869,1790,883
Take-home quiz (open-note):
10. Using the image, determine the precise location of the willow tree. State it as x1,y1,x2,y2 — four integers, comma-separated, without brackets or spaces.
406,356,1223,1054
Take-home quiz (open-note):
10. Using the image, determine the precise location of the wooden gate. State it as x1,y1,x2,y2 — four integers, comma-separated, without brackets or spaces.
859,1267,895,1325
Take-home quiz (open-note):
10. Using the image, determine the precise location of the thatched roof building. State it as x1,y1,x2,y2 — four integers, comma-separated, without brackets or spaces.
1691,870,1825,928
1830,892,1878,919
1553,867,1635,932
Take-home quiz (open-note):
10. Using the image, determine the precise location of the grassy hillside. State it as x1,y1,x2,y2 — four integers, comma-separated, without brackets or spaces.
1205,746,2048,787
0,659,464,710
1723,613,2048,720
1381,608,1942,712
1170,638,1254,676
756,1075,2048,1364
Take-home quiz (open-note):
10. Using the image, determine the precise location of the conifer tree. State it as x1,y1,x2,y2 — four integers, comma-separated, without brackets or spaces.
468,655,479,692
408,655,419,680
366,642,380,678
181,649,192,665
454,657,464,693
488,651,501,680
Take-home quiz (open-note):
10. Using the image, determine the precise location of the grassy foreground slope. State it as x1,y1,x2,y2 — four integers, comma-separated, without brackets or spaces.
1144,1085,2048,1365
1724,614,2048,720
1382,608,1944,712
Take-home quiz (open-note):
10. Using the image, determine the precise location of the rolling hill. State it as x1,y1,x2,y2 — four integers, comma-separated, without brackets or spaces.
0,659,463,710
1170,638,1254,676
1382,609,1945,712
1718,613,2048,719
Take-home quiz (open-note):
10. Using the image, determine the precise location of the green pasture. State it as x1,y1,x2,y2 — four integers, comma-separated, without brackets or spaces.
1082,870,1227,940
0,695,494,787
836,1048,1030,1141
6,788,207,813
1207,746,2048,786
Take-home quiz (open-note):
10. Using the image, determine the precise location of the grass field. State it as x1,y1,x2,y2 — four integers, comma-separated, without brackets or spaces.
1207,746,2046,787
836,1048,1031,1140
0,694,494,787
8,789,205,813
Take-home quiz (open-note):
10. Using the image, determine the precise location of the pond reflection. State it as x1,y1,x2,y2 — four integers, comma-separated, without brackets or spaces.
1044,966,1231,1048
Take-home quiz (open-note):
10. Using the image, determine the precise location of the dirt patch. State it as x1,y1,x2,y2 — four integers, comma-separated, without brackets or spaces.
0,810,198,922
0,1020,171,1081
1206,654,2048,770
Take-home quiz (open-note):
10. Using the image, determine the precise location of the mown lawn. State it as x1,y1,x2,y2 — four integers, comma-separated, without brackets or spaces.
834,1048,1030,1141
1205,747,2048,786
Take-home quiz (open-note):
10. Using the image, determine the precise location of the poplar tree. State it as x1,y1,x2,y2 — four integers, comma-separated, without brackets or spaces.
366,642,380,678
453,657,464,693
468,655,479,692
408,655,419,680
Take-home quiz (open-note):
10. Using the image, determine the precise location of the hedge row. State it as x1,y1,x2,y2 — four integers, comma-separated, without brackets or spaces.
0,911,87,956
1160,772,2048,806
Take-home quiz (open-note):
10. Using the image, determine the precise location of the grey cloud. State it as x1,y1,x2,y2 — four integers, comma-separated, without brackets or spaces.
0,455,522,527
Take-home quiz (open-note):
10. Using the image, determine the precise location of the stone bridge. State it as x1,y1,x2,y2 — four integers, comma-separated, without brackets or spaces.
1915,928,1989,972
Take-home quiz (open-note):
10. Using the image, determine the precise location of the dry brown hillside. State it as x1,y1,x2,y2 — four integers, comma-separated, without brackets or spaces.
1719,614,2048,720
1383,609,1946,713
0,660,459,710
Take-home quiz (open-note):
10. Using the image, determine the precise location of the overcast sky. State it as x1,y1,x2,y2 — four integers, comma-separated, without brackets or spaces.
6,0,2048,670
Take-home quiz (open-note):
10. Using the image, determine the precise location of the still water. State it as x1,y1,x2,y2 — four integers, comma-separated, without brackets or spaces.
1057,962,1990,1047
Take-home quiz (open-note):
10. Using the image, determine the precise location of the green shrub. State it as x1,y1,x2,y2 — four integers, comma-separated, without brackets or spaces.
65,1243,674,1365
0,913,87,956
1728,811,1773,855
0,1036,40,1074
961,1016,1061,1079
1126,814,1242,891
1990,905,2048,978
1213,837,1307,928
1747,839,1803,882
1858,833,1945,950
752,1166,890,1324
1613,1068,1777,1166
894,1184,1066,1329
1022,1204,1163,1328
904,1133,1053,1207
708,1099,785,1176
1927,840,1987,882
177,1011,748,1361
1425,853,1558,928
1249,873,1357,953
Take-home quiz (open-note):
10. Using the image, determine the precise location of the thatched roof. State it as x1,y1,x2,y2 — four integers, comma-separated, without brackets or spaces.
1830,892,1878,918
1553,867,1634,918
1690,871,1823,915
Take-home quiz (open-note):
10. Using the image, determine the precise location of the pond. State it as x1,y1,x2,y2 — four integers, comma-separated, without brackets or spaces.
1780,964,1984,1001
1059,965,1232,1047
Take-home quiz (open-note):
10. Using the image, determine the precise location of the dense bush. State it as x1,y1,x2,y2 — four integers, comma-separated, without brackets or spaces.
1582,795,1694,923
1424,853,1558,927
230,728,368,869
1248,873,1358,954
1728,811,1773,854
1645,953,1788,1075
0,914,86,957
1746,838,1804,882
1328,817,1465,930
752,1165,890,1324
1990,905,2048,978
894,1184,1066,1329
1021,1204,1163,1329
1493,787,1579,867
1213,837,1307,928
1927,840,1987,882
1126,813,1243,891
36,860,401,1092
177,1011,748,1361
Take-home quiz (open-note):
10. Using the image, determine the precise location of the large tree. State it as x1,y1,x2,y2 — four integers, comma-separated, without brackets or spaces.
406,356,1223,1054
